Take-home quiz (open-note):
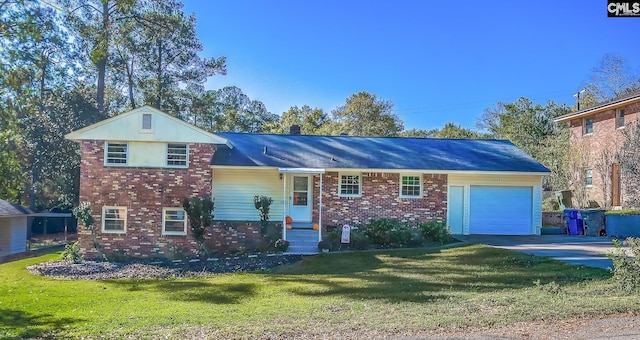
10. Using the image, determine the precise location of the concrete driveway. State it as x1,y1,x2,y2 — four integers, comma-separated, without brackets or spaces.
457,235,616,269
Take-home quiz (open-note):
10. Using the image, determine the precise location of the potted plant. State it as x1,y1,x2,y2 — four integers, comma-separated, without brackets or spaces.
274,239,290,252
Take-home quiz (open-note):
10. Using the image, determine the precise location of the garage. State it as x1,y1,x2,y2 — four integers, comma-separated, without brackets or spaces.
469,186,533,235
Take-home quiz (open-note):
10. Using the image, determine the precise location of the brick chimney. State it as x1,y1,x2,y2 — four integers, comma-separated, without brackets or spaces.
289,125,301,135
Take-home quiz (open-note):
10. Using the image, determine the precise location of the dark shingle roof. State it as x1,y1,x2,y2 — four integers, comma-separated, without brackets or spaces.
554,89,640,122
211,133,549,173
0,199,32,217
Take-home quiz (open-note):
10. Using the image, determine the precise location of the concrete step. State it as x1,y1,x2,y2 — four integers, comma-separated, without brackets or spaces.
287,245,319,255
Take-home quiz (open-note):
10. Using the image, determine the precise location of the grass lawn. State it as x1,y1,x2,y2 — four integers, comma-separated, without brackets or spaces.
1,244,639,338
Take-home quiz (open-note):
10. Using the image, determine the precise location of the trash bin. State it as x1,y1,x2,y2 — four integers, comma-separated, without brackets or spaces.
580,209,606,236
563,209,584,235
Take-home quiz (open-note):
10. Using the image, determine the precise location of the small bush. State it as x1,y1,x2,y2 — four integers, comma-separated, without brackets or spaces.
61,241,83,263
542,196,560,212
107,250,131,263
420,220,454,245
608,237,640,293
318,240,331,251
363,218,417,248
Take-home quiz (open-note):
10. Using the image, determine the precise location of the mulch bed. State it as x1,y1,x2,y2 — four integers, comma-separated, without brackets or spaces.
26,254,304,280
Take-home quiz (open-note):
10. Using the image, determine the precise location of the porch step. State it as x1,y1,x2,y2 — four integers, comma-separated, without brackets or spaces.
285,229,319,255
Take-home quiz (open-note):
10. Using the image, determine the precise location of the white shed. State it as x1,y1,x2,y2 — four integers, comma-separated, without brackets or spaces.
0,200,32,257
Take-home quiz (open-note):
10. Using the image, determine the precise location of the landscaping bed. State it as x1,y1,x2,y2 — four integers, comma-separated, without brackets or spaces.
27,254,304,280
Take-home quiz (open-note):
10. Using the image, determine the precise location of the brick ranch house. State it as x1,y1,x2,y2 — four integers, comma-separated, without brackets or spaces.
66,106,549,257
554,90,640,208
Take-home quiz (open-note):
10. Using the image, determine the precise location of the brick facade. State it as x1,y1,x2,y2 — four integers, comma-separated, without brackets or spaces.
78,140,261,259
569,100,640,207
312,172,448,227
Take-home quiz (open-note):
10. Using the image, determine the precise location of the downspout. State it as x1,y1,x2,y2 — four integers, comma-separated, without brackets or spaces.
282,172,287,240
319,173,323,242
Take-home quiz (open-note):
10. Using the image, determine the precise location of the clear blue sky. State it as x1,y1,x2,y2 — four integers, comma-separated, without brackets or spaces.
181,0,640,131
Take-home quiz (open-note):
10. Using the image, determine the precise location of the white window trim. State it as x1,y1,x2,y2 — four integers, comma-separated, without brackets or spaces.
338,172,362,198
583,117,593,136
166,143,189,168
162,208,187,236
139,113,154,133
399,174,423,198
616,109,625,130
585,168,593,187
104,142,129,166
102,206,127,234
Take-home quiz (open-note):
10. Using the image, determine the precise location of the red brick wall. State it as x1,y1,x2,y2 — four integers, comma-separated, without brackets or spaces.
569,101,640,206
312,172,447,227
77,140,261,259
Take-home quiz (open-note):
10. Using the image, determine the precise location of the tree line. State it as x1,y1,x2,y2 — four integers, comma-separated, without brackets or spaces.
1,0,638,211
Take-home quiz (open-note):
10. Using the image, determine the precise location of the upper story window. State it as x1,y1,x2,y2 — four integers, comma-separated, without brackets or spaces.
162,208,187,235
583,117,593,135
339,173,361,197
585,168,593,186
105,142,128,165
616,109,625,129
400,175,422,198
167,144,188,167
141,113,153,130
102,206,127,233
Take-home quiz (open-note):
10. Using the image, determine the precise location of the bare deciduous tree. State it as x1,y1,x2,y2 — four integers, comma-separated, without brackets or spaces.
593,139,617,208
567,139,591,208
620,120,640,207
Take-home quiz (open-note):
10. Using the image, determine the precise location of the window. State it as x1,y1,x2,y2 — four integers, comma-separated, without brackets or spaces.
583,117,593,135
339,173,361,197
142,113,152,130
586,169,593,186
163,208,187,235
167,144,188,167
616,109,625,129
400,175,422,198
102,206,127,233
105,143,128,165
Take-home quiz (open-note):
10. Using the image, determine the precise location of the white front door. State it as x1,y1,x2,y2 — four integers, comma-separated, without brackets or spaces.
289,175,312,222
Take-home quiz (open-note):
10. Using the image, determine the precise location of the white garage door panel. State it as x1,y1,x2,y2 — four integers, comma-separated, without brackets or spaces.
469,186,532,235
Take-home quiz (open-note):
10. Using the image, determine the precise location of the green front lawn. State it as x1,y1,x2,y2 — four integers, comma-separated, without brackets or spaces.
1,245,638,338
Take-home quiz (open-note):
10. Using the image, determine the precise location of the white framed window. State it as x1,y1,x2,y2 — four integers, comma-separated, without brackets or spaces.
167,144,188,167
616,109,625,129
586,168,593,186
400,174,422,198
105,142,128,165
583,117,593,135
339,173,361,197
102,206,127,233
162,208,187,235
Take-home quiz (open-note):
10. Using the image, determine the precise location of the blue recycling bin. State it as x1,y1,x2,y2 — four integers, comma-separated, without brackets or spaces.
563,209,584,235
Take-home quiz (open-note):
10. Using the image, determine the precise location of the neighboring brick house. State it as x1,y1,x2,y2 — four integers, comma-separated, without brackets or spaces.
67,106,548,257
554,91,640,208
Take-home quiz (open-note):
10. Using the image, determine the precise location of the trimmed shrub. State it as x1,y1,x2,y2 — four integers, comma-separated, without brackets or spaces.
420,220,454,245
363,218,418,248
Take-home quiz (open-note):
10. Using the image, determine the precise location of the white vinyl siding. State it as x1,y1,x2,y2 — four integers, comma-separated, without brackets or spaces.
105,142,128,165
166,144,188,167
102,206,127,233
339,173,361,197
213,168,284,221
162,208,187,235
0,217,28,256
400,174,422,198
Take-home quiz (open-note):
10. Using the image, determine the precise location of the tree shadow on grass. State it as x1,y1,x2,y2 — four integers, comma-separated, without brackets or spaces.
270,245,610,303
104,280,257,305
0,308,81,338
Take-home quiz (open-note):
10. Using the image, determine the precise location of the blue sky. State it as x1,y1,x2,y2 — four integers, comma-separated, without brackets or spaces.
181,0,640,131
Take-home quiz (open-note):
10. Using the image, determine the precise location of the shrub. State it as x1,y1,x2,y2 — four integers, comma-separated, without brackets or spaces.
605,208,640,215
183,195,215,256
542,196,560,212
608,237,640,293
61,241,83,263
318,240,331,251
363,218,417,248
420,220,454,245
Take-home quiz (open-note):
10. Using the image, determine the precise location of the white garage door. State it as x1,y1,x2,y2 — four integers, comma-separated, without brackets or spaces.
469,186,533,235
